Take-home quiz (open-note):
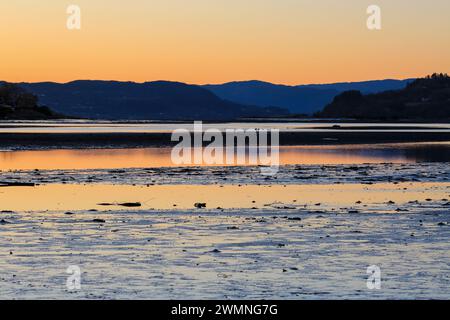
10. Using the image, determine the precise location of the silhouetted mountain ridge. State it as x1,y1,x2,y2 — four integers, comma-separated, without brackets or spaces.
302,79,414,94
317,74,450,120
15,80,289,120
1,78,419,120
204,81,338,115
203,79,413,115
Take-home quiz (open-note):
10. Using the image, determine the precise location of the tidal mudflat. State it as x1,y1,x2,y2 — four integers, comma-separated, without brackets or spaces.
1,206,449,300
0,130,449,299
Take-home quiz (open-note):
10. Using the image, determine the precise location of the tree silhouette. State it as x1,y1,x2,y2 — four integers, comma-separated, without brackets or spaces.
0,82,61,119
0,83,36,108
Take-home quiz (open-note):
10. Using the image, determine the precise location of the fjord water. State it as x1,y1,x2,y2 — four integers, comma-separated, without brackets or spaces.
0,143,449,170
1,121,450,133
1,121,449,170
1,182,448,212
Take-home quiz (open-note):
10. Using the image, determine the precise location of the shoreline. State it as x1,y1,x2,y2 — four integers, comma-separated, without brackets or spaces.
0,131,449,150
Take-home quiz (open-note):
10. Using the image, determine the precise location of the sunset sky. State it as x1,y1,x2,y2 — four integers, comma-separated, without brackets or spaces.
1,0,449,85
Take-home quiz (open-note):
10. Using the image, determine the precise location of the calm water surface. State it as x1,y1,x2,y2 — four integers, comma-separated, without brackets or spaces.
0,121,450,133
0,143,449,170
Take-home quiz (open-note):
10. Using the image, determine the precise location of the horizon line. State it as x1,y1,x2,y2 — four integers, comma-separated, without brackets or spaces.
1,76,422,87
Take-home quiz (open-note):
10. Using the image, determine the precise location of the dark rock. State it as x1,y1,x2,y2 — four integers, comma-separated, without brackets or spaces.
118,202,142,207
0,182,35,187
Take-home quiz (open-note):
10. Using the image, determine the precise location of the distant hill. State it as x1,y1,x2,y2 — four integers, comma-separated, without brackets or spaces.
0,83,65,120
15,80,289,120
203,79,412,115
316,74,450,120
302,79,414,94
204,81,339,115
1,78,417,120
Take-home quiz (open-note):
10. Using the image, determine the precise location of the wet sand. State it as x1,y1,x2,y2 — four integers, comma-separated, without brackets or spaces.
0,162,449,299
1,207,449,300
1,162,449,185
